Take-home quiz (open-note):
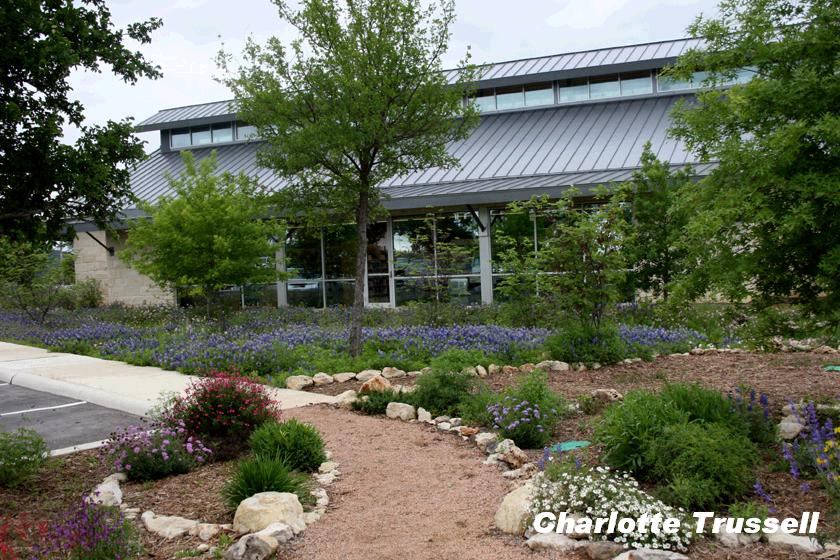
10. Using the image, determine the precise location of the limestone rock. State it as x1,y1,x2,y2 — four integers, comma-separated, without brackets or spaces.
141,511,199,539
88,477,122,507
189,523,221,541
489,364,501,375
420,366,432,375
406,370,422,377
612,549,689,560
493,483,533,535
355,369,382,382
591,388,623,404
525,533,586,552
519,363,536,373
462,366,478,376
223,533,277,560
417,407,432,423
232,492,306,535
382,367,407,379
475,365,488,378
779,419,804,440
385,402,416,421
449,417,462,428
434,415,450,423
496,438,528,469
716,528,760,548
585,541,625,560
285,376,314,391
474,432,499,454
437,422,451,431
459,426,479,437
501,463,537,479
766,532,824,553
359,375,391,394
312,373,334,386
813,345,837,354
501,365,519,375
255,522,294,543
318,461,339,474
334,389,358,409
333,372,356,383
536,360,570,373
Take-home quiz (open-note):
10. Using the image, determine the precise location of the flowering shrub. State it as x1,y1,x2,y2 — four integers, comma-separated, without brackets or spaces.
0,514,48,560
530,465,692,551
488,397,558,449
728,387,776,445
781,401,839,506
100,421,211,481
163,371,281,459
0,428,48,488
31,500,141,560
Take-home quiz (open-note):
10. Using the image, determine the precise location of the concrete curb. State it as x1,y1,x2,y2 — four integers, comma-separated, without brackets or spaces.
0,370,151,417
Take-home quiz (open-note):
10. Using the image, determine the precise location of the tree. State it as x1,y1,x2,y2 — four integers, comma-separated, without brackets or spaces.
0,238,71,323
620,142,692,301
120,151,280,317
0,0,162,243
217,0,479,355
667,0,840,318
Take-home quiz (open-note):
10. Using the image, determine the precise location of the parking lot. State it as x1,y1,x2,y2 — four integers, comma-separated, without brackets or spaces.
0,383,139,454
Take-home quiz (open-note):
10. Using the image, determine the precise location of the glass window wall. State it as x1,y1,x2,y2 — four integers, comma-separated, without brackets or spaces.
558,77,589,103
495,86,525,111
191,126,212,146
589,74,620,99
620,71,653,96
525,83,554,107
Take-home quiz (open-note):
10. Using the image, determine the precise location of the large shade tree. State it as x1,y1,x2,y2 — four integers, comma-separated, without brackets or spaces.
667,0,840,318
218,0,479,355
0,0,162,243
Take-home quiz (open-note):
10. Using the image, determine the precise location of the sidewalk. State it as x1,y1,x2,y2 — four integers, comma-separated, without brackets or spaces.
0,341,336,416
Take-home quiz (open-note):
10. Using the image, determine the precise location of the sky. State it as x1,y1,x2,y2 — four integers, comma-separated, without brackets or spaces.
67,0,721,150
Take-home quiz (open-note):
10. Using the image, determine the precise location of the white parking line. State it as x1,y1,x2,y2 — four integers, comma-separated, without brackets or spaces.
0,400,87,417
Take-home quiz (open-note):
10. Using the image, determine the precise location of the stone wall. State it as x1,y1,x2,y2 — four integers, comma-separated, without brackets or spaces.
73,230,174,306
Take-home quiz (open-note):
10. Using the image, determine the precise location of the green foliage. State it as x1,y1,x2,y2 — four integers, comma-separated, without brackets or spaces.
649,422,758,509
0,428,48,488
596,390,690,473
485,372,567,448
0,0,161,243
544,321,628,365
577,394,606,416
351,388,402,415
728,501,770,522
406,369,475,416
667,0,840,320
429,348,486,374
217,0,479,355
659,383,739,426
0,239,73,323
221,455,311,510
248,419,326,473
121,151,280,316
619,142,691,301
55,278,104,310
457,384,497,427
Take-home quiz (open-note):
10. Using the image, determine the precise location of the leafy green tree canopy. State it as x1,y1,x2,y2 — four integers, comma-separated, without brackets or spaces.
120,151,280,313
217,0,479,355
667,0,840,317
0,0,162,243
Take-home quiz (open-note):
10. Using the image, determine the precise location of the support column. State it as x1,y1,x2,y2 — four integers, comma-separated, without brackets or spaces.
478,207,493,305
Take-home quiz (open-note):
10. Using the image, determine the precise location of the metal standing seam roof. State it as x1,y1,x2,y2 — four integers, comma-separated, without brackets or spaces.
135,38,702,131
127,94,708,211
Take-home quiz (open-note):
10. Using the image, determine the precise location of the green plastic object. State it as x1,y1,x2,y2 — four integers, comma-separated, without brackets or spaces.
551,440,591,453
824,365,840,372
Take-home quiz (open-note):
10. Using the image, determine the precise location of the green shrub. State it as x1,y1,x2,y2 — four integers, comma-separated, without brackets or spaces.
428,348,486,374
406,369,475,416
728,501,770,521
457,384,497,426
577,394,606,415
0,428,48,487
649,422,758,509
596,390,689,473
544,321,627,365
660,383,741,426
221,455,311,510
501,371,566,416
249,419,326,473
351,388,401,415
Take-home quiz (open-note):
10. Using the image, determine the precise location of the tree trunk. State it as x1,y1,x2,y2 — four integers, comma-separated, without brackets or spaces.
349,190,369,357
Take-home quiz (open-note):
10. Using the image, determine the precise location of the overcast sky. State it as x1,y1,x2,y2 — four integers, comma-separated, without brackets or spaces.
68,0,721,150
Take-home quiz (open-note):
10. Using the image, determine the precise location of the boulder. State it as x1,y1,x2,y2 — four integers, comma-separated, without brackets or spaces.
493,483,533,535
385,402,416,421
334,389,358,409
437,422,451,431
591,388,623,404
381,367,407,379
525,533,586,552
474,432,499,454
255,522,294,543
716,528,760,548
356,369,382,382
585,541,625,560
359,375,391,394
519,363,536,373
333,372,357,383
434,415,451,423
285,376,314,391
612,549,689,560
496,438,529,469
779,419,804,440
475,365,488,378
501,365,519,375
88,477,122,507
417,407,433,423
814,345,838,354
232,492,306,535
536,360,570,373
766,532,824,554
459,426,479,437
141,511,199,539
488,364,501,375
312,373,334,386
223,533,277,560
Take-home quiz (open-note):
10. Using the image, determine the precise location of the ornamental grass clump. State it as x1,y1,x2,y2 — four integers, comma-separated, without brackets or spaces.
163,371,281,459
530,465,693,551
221,455,311,510
100,421,212,482
0,428,48,488
31,500,142,560
248,419,326,473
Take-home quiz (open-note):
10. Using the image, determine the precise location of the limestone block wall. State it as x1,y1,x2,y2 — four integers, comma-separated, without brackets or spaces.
73,230,174,306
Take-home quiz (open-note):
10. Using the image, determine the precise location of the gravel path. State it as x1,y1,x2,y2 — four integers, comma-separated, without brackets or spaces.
282,405,557,560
